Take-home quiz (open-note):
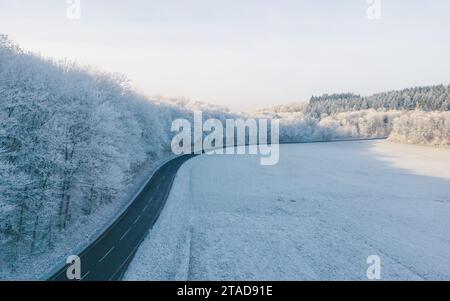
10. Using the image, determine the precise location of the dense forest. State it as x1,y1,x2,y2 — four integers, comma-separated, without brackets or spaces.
256,86,449,146
306,86,449,117
0,35,234,270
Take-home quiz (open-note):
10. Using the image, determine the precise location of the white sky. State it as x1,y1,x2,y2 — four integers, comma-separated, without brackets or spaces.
1,0,449,111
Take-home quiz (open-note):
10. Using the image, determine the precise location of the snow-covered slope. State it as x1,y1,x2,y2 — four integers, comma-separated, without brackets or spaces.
125,141,450,280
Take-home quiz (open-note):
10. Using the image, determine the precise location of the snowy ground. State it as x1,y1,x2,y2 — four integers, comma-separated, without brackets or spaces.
124,141,450,280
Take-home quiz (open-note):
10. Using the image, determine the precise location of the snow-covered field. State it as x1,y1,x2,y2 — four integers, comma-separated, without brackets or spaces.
124,141,450,280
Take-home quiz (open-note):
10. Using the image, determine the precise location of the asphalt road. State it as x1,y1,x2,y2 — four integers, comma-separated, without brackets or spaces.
48,154,196,281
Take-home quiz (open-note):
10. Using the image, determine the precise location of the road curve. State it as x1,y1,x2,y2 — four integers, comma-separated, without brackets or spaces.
48,154,196,281
48,138,386,281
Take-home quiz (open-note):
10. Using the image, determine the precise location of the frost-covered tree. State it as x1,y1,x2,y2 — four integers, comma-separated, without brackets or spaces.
306,86,449,117
0,36,196,261
388,111,450,146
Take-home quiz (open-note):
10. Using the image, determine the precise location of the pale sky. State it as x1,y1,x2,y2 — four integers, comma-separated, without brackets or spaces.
1,0,450,111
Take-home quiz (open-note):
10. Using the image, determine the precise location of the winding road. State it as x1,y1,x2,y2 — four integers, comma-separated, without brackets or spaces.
48,154,196,281
48,138,387,281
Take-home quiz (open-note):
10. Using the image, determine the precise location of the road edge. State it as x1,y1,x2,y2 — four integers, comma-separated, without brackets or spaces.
41,154,179,281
